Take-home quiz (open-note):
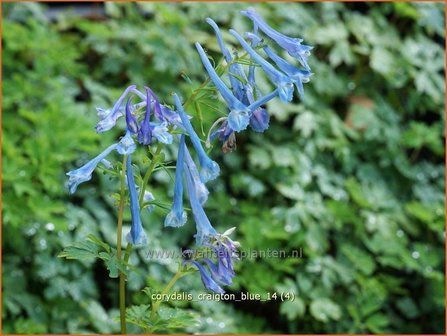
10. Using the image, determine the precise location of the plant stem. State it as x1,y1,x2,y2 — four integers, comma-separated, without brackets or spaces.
150,270,187,320
117,155,128,335
139,143,164,207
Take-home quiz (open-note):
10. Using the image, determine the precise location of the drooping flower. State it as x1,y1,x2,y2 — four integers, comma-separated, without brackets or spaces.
138,88,173,145
184,260,224,294
66,144,118,194
116,130,136,155
249,107,270,132
206,18,248,103
240,9,313,70
165,135,188,228
261,44,313,99
195,43,251,132
96,85,137,133
151,121,173,144
100,158,113,169
142,190,155,212
125,155,147,246
230,29,294,103
125,96,139,134
184,156,217,245
67,130,137,194
138,88,153,145
126,180,155,213
184,229,240,293
184,145,209,205
173,93,220,182
205,231,239,285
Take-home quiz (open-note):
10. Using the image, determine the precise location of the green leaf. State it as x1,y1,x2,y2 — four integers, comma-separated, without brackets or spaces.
365,313,389,333
345,178,372,209
98,252,128,278
280,298,305,320
310,298,342,322
58,241,99,262
87,234,111,253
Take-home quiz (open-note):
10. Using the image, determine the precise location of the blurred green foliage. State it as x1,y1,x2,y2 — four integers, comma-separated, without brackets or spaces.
2,2,445,334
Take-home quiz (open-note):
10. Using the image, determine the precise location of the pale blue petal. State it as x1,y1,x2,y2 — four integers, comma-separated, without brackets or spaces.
116,131,136,155
125,156,147,246
67,144,118,194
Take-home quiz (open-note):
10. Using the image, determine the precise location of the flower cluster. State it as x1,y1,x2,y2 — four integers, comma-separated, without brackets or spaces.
202,8,313,152
66,8,312,294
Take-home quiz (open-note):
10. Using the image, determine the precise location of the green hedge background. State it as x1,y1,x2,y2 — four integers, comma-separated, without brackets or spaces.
2,2,445,334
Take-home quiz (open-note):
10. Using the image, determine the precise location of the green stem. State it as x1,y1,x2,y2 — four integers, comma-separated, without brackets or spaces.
139,143,164,207
150,270,187,321
117,155,128,334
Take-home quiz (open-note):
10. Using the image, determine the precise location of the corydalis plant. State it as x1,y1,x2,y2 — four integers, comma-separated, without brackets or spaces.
63,8,312,334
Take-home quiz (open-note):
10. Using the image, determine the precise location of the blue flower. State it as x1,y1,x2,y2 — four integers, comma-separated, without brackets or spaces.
184,156,217,245
138,88,153,145
174,93,220,182
151,121,173,144
208,119,237,153
96,85,137,133
100,159,113,169
240,9,313,70
125,156,147,246
66,143,118,194
249,107,270,132
184,145,209,205
262,45,313,99
165,135,188,228
206,18,248,103
125,96,139,134
138,88,174,145
116,130,136,155
140,189,155,213
229,29,294,103
195,43,251,132
204,232,239,285
185,260,224,294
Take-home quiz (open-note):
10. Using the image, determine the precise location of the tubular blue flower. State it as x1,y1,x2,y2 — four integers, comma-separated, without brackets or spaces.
125,156,147,246
229,29,294,103
249,108,270,132
262,45,313,99
138,88,174,145
202,231,239,287
174,93,220,182
185,159,217,245
195,43,251,132
208,119,237,153
101,159,113,169
116,130,136,155
140,189,155,213
240,9,313,70
125,97,139,134
145,86,165,122
203,258,233,286
165,135,188,228
206,18,247,103
185,260,224,294
151,121,173,144
160,105,184,127
138,88,153,145
248,25,260,88
203,257,233,286
184,145,209,205
95,85,137,133
66,144,118,194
